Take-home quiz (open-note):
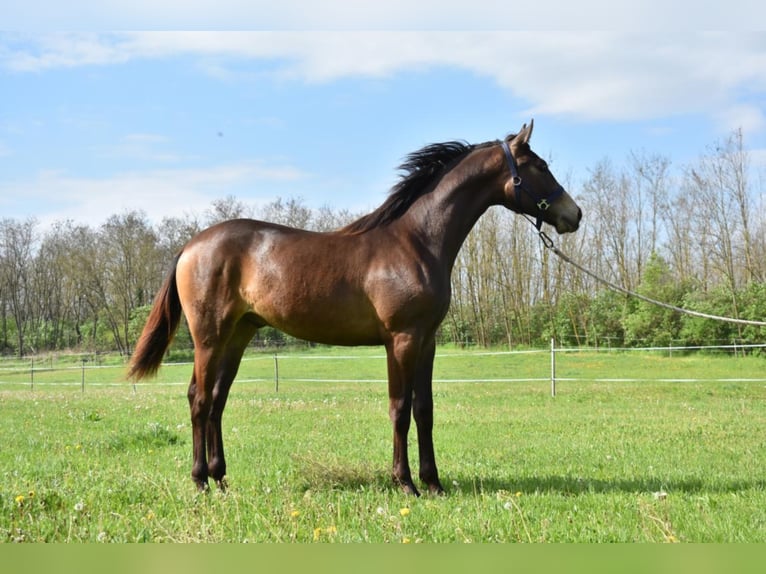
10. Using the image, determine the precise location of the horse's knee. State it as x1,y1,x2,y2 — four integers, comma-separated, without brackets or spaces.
389,398,411,430
413,398,433,425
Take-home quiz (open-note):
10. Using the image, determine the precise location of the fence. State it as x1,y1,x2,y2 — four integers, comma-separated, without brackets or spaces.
2,341,766,395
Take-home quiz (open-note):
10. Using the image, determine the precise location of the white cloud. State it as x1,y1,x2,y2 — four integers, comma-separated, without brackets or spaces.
0,161,308,228
3,0,764,30
2,31,765,126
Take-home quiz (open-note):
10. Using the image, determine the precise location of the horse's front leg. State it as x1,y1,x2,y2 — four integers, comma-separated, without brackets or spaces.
412,337,444,495
386,334,420,496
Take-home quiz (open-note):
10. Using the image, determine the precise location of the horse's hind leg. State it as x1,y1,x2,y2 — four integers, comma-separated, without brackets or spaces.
188,345,221,491
206,319,259,489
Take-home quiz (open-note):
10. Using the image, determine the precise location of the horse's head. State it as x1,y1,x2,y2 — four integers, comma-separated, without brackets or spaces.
501,120,581,234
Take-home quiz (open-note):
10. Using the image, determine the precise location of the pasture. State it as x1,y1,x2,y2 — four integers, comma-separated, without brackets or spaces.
2,347,766,542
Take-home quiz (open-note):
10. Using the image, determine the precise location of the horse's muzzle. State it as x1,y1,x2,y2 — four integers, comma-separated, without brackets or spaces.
555,206,582,234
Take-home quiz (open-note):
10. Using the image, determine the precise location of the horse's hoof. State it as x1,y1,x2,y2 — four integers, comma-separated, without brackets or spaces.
426,482,446,496
193,479,210,493
215,477,228,492
394,476,421,497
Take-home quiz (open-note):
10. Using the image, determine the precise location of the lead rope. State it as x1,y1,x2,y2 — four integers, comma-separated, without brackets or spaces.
530,222,766,328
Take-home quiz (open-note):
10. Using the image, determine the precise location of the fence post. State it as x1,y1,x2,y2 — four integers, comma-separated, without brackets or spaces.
273,354,279,393
81,357,86,393
30,357,34,391
550,338,556,397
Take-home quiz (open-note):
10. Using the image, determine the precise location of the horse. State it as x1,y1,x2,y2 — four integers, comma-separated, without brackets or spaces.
128,120,582,496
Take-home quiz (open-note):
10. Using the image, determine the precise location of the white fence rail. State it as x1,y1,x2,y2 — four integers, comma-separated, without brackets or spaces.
1,341,766,393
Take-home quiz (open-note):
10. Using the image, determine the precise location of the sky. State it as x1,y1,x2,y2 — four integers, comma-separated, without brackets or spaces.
2,3,766,229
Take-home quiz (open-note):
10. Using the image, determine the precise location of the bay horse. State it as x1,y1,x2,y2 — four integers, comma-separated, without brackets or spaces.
128,120,582,496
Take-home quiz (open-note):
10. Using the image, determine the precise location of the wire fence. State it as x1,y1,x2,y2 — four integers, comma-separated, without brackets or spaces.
1,341,766,395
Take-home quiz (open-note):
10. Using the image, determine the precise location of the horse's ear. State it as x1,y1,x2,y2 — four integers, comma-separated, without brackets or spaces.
510,119,534,148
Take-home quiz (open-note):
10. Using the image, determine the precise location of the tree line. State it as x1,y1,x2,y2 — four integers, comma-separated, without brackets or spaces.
1,128,764,357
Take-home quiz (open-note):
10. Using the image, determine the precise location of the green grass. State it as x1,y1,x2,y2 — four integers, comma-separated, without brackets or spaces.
2,348,766,542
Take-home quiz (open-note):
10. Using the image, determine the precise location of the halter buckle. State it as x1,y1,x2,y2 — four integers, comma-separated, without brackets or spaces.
536,198,551,211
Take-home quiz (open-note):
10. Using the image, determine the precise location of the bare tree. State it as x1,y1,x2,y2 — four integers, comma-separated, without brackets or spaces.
0,218,38,355
204,195,252,226
98,211,161,354
258,196,313,229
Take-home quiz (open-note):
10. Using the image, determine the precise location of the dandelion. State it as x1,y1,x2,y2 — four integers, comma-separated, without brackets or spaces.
515,491,522,497
15,494,25,506
402,537,411,544
376,506,386,515
145,510,155,521
399,507,410,517
313,527,322,541
290,510,300,519
74,501,85,512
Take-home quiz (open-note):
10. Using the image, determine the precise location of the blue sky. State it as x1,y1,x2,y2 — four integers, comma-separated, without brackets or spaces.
2,25,766,227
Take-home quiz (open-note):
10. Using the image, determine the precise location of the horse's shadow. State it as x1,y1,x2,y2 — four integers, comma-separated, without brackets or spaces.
294,456,766,496
447,474,766,496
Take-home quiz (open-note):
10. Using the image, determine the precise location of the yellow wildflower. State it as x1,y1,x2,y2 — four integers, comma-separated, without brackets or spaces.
15,495,25,506
402,537,411,544
399,507,410,517
290,510,300,519
313,527,322,541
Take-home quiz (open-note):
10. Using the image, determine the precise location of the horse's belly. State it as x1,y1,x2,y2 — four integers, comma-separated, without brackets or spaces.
264,310,383,346
247,286,383,346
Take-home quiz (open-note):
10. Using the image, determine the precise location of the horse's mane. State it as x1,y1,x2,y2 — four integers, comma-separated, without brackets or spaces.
339,140,486,235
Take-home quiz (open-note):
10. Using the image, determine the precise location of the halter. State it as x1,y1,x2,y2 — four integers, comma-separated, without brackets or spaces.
501,140,565,230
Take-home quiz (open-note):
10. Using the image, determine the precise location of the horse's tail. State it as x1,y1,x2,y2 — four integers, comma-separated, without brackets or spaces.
128,254,183,381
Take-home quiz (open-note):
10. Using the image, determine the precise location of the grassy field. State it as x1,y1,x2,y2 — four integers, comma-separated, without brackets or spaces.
2,347,766,542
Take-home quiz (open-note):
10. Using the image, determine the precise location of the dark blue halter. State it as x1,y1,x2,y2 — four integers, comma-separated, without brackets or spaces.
501,140,565,230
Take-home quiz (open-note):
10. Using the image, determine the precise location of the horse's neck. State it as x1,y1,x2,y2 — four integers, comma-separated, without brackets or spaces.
399,150,503,268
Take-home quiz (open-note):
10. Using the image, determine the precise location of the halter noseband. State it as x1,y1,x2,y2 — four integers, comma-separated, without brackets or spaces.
501,140,565,231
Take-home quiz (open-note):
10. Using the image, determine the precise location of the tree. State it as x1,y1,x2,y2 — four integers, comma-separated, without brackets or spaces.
204,195,252,226
0,218,37,355
622,252,686,347
258,196,313,229
88,211,161,355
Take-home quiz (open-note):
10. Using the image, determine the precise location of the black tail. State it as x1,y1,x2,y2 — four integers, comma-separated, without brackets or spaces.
128,254,183,380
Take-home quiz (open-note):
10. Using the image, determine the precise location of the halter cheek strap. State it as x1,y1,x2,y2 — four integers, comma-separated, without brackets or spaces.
501,140,564,231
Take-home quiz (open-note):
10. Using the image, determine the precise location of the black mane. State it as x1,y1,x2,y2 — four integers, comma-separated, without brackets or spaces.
340,140,478,234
